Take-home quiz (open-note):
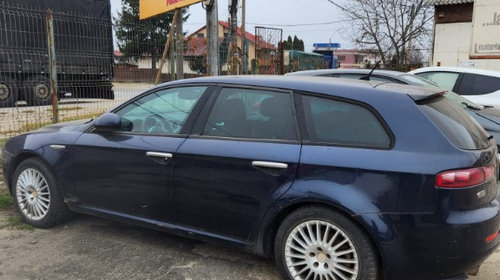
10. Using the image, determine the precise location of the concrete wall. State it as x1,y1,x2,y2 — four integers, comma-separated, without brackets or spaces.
432,22,500,70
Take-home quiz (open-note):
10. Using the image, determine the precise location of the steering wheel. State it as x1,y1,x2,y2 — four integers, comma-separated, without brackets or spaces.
144,114,173,133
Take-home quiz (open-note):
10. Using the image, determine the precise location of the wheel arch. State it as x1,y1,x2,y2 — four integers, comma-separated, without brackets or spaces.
258,200,387,276
8,151,54,194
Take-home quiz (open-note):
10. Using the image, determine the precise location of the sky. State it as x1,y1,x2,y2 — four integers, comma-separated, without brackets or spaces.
109,0,352,52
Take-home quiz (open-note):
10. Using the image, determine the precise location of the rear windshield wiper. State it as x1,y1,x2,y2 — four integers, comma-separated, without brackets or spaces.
461,102,482,110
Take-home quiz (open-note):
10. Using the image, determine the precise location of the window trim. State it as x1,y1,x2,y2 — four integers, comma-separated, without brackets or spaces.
191,84,302,144
294,91,395,150
87,83,215,136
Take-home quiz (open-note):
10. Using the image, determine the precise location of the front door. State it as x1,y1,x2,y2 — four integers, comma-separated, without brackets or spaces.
173,86,301,241
73,86,208,222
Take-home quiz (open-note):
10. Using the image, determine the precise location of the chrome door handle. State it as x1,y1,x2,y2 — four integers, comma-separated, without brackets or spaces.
50,144,66,150
252,161,288,169
146,151,173,160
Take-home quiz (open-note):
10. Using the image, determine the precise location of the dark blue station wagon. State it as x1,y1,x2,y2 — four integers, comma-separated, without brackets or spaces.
2,76,500,280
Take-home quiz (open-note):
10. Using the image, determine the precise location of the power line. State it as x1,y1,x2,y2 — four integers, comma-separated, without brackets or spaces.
246,19,347,27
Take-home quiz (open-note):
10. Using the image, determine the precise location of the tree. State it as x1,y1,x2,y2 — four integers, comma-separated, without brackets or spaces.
283,35,305,51
327,0,433,67
114,0,188,70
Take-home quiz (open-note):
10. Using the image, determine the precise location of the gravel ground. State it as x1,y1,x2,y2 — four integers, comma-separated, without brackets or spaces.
0,178,498,280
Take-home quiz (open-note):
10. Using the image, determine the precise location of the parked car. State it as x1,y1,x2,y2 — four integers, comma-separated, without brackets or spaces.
2,76,499,280
287,69,500,153
409,66,500,108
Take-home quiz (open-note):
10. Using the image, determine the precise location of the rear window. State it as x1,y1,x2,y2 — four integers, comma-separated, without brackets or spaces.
418,96,490,150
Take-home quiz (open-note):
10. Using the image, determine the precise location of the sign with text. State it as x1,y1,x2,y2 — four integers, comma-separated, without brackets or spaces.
139,0,202,20
470,0,500,58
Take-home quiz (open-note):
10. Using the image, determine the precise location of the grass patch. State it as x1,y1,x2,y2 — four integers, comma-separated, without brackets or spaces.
0,189,13,210
3,215,33,230
0,138,7,149
47,106,83,112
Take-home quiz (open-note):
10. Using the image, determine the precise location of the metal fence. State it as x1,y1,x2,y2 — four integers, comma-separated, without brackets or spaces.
0,1,289,139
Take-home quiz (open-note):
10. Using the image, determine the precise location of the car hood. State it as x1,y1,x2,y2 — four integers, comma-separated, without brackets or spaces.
36,118,94,133
470,108,500,132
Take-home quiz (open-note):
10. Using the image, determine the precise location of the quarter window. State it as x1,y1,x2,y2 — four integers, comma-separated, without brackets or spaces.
115,86,206,134
203,88,297,140
302,95,390,148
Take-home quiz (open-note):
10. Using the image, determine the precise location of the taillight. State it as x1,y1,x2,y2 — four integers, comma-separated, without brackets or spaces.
436,166,495,188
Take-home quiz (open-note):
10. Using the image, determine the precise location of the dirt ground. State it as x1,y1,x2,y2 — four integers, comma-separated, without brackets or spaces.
0,179,498,280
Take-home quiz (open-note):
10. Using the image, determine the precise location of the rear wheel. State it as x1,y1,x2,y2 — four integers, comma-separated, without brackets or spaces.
12,158,72,228
0,77,18,108
274,206,379,280
25,77,52,106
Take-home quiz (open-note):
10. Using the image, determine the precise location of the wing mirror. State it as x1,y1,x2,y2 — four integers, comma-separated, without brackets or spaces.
94,113,122,131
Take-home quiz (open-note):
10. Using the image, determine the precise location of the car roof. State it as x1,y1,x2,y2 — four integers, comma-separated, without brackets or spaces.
158,75,442,101
410,66,500,77
286,69,406,79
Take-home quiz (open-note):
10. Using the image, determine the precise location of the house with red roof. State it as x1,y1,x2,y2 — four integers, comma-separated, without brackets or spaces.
185,21,274,73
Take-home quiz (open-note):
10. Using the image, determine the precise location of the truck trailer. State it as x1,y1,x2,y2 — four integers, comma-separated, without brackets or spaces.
0,0,114,107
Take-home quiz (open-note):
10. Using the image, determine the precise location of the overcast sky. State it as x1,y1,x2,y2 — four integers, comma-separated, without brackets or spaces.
109,0,352,52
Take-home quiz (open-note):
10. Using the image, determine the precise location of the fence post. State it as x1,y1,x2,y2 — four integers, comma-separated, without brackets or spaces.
45,9,58,123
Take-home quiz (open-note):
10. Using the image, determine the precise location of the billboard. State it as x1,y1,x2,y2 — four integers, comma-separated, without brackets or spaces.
139,0,203,20
470,0,500,58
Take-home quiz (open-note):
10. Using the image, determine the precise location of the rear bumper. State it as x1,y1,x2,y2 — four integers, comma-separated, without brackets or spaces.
372,193,500,280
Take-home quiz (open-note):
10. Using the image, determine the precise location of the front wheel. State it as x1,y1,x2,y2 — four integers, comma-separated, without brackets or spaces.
274,206,379,280
12,158,72,228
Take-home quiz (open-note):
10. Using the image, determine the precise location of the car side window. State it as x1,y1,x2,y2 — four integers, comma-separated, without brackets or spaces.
415,72,459,92
301,95,391,148
457,73,500,95
203,88,297,140
115,86,207,134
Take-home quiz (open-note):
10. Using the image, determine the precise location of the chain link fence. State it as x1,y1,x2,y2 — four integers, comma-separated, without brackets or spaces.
0,1,289,139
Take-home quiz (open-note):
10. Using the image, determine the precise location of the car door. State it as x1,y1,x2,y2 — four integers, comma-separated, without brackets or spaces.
72,85,209,222
172,86,301,241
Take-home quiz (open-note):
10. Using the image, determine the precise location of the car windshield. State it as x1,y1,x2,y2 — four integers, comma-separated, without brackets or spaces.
400,74,484,110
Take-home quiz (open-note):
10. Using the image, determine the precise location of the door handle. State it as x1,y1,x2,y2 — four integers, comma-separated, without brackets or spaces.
146,151,173,160
252,161,288,169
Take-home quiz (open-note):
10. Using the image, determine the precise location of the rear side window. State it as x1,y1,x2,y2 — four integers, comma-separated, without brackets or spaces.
301,95,391,148
418,96,490,150
203,88,297,140
458,73,500,95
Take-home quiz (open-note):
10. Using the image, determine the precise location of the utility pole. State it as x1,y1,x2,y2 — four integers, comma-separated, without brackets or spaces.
228,0,238,75
240,0,246,74
206,0,219,76
175,8,184,80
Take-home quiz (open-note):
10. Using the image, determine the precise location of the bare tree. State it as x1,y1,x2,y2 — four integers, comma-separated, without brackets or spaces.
327,0,433,68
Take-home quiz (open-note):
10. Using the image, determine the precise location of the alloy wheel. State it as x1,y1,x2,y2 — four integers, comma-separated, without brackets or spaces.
285,220,359,280
16,168,51,221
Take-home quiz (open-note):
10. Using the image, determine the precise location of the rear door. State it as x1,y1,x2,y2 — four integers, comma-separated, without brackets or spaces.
172,86,301,241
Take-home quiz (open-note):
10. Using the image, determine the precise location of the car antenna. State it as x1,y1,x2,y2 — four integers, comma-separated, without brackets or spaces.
360,60,381,81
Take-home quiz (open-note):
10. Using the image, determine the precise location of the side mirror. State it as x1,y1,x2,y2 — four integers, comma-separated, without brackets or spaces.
94,113,122,131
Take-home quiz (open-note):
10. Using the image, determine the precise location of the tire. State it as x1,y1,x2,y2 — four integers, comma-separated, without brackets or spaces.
274,206,379,280
25,77,52,106
0,77,18,108
11,158,72,228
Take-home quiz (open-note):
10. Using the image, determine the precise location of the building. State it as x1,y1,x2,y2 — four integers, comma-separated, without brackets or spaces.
333,50,379,69
185,21,273,73
427,0,500,70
